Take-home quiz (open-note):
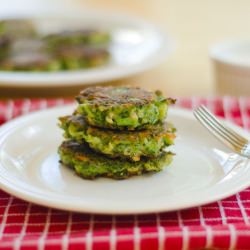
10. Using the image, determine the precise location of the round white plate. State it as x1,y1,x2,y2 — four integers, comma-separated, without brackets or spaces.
0,9,173,87
0,105,250,214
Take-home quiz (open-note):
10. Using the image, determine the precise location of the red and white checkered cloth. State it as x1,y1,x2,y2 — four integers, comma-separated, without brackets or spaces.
0,97,250,250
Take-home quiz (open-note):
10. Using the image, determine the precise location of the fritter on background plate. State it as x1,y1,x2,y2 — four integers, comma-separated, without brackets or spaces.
44,29,111,48
0,36,10,60
52,45,110,69
0,38,61,71
0,19,36,38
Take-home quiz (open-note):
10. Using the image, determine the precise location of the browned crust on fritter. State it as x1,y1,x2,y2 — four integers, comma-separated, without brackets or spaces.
45,29,103,39
87,122,176,141
54,46,109,59
0,36,10,48
76,86,167,106
59,140,173,166
60,115,176,141
1,52,52,68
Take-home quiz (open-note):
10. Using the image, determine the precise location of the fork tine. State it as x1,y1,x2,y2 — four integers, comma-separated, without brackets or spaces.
200,105,248,145
194,109,244,152
197,106,246,148
194,109,242,152
195,108,245,148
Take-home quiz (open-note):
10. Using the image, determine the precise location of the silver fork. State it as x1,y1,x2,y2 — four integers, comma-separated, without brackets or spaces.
193,105,250,158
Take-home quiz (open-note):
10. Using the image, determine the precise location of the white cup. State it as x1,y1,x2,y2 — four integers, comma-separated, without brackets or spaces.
210,40,250,96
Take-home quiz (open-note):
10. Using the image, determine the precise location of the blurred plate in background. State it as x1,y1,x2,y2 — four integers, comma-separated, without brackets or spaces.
0,9,173,88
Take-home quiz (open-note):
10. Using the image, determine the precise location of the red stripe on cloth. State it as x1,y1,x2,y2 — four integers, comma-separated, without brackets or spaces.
68,241,86,250
158,212,179,227
163,227,183,250
234,225,250,249
20,246,38,250
175,97,193,109
140,227,158,250
187,226,207,250
116,215,135,229
116,228,134,250
179,208,201,226
207,97,225,117
211,225,232,249
92,231,111,250
116,240,133,250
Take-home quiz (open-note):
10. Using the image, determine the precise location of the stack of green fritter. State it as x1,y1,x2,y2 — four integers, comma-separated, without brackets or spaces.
58,86,176,179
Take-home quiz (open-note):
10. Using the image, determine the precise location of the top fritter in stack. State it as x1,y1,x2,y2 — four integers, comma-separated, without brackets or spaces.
58,86,176,179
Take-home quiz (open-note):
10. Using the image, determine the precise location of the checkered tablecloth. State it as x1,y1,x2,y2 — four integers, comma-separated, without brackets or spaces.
0,97,250,250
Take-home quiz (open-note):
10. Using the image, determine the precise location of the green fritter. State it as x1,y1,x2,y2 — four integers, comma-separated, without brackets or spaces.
45,29,111,49
0,51,61,71
0,19,36,38
58,140,173,180
0,38,61,71
52,46,110,69
76,86,176,130
59,115,176,161
0,36,10,60
0,40,109,71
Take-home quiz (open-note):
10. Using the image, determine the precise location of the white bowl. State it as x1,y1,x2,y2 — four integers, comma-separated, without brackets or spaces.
210,40,250,96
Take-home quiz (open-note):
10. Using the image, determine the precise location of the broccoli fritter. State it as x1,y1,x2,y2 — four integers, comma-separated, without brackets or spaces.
0,19,36,38
45,29,111,49
59,115,176,161
44,29,111,70
0,38,61,71
0,22,111,71
0,36,10,60
58,140,173,180
0,38,110,71
0,51,61,71
76,87,175,130
52,46,110,69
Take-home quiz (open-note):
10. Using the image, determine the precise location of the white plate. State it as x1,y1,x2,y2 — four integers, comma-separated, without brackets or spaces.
0,105,250,214
0,9,173,87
